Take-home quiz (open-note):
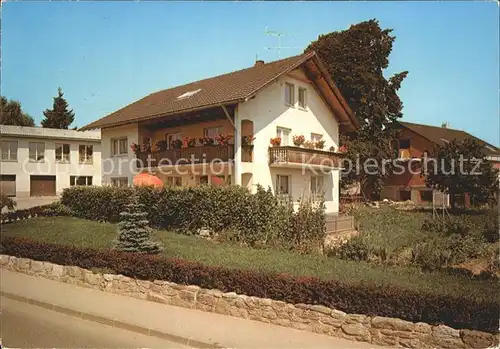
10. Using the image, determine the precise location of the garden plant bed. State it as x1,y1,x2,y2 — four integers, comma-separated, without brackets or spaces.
1,216,499,334
2,254,498,349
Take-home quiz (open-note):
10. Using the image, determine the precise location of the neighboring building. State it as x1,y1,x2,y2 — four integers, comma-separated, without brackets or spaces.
0,125,101,197
82,52,359,214
382,121,500,206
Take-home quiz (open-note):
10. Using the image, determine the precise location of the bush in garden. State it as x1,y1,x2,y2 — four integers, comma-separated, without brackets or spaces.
115,192,162,254
1,194,16,211
2,235,498,333
421,215,474,237
411,234,485,271
61,185,326,248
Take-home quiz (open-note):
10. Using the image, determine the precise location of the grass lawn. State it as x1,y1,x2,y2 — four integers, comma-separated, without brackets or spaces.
2,216,498,303
353,205,492,255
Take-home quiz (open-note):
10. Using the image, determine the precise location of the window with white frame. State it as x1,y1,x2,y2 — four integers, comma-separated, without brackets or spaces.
276,174,291,195
1,141,18,161
79,145,93,164
70,176,93,186
204,126,223,142
55,143,70,162
166,176,182,187
165,133,181,149
311,133,323,143
29,142,45,162
310,176,324,197
111,177,128,187
111,138,128,156
276,127,291,146
285,82,295,106
298,87,307,109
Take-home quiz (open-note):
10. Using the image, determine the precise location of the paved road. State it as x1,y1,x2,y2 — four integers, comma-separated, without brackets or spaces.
1,196,59,213
0,297,185,348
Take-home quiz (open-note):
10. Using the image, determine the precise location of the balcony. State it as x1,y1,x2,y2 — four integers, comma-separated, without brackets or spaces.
268,146,342,168
137,145,253,167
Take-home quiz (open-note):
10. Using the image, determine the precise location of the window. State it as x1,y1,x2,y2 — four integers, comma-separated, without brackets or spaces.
1,141,17,162
79,145,93,164
177,89,201,100
198,175,209,185
55,143,70,162
111,177,128,187
285,82,295,106
111,138,128,156
70,176,93,186
29,142,45,162
298,87,307,109
420,190,433,202
311,176,324,197
166,176,182,187
276,127,291,146
165,133,181,149
311,133,323,143
276,175,290,195
204,127,223,142
399,139,410,149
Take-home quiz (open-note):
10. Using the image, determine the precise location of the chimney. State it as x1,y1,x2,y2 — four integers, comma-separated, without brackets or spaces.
255,60,265,67
441,122,450,128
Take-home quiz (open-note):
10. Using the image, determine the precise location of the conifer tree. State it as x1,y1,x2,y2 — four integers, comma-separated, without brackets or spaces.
115,192,162,254
41,88,75,129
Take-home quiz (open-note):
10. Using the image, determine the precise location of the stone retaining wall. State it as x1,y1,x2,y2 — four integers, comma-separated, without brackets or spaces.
1,255,497,349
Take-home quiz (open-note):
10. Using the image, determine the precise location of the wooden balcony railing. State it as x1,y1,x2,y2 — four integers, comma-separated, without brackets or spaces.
268,146,342,167
137,145,253,167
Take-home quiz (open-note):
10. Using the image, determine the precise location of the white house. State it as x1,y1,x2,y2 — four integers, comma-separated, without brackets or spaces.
82,52,359,214
0,125,101,197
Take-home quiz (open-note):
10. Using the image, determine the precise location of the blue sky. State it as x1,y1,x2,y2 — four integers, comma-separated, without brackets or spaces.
2,1,499,145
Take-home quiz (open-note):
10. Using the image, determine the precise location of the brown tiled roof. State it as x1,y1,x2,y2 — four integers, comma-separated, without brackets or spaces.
83,52,321,130
400,121,500,157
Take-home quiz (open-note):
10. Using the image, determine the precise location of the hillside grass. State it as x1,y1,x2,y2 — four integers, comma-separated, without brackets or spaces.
2,216,498,303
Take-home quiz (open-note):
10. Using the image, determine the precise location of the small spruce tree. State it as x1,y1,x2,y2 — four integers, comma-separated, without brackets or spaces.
115,192,162,254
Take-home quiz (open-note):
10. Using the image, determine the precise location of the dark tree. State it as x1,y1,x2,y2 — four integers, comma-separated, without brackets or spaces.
0,96,35,126
305,19,408,199
41,88,75,129
115,192,162,254
425,138,499,209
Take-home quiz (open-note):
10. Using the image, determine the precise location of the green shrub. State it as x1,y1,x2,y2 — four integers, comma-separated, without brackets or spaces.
2,235,498,332
482,207,499,243
411,234,485,271
42,202,74,216
1,194,16,211
61,185,325,248
421,215,474,237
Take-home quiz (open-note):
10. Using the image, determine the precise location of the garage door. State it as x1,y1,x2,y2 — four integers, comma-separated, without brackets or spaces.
30,175,56,197
0,175,16,197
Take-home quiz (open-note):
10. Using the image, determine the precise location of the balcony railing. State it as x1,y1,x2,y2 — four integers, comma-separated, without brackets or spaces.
268,146,342,167
137,145,253,167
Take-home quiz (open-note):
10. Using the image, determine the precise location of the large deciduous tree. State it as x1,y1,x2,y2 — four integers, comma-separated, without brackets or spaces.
0,96,35,126
41,88,75,129
425,138,499,210
305,19,408,200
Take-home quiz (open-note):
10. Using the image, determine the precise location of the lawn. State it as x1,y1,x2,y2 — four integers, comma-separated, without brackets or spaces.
2,216,498,303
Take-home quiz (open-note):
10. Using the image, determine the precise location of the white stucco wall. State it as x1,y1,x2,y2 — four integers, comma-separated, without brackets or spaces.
238,69,341,212
1,136,101,197
101,123,139,185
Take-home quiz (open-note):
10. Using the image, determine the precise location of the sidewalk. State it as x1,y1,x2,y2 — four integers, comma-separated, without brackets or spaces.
1,269,385,348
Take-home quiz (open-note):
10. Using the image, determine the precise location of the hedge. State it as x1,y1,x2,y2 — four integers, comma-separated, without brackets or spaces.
1,235,497,333
60,185,325,246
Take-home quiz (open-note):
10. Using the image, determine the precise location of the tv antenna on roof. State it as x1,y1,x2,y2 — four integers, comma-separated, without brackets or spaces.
264,25,301,59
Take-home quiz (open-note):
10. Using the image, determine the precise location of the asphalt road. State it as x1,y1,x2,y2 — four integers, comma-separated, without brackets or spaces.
0,297,186,348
